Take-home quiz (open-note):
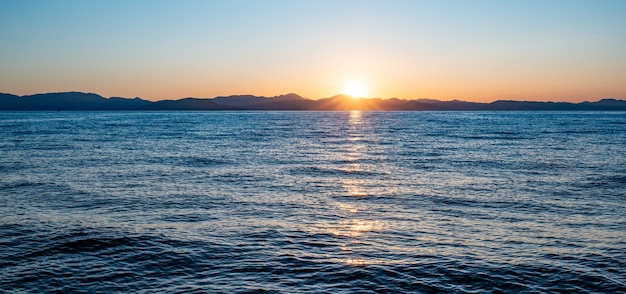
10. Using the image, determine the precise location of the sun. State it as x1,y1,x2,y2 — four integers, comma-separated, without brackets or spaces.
343,81,368,98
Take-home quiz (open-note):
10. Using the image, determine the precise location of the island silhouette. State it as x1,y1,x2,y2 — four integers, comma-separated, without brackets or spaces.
1,91,625,111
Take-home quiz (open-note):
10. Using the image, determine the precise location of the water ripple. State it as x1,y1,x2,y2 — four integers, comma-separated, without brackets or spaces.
1,111,625,293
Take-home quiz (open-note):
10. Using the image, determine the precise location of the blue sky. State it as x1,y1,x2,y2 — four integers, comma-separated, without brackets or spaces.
1,0,625,101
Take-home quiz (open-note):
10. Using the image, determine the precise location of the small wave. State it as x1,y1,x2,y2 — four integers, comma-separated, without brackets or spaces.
289,166,387,177
160,213,219,223
178,156,230,167
0,180,46,189
147,155,230,167
577,175,626,190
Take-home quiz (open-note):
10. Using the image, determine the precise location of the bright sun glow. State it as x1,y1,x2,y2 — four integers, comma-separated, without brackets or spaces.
343,81,368,98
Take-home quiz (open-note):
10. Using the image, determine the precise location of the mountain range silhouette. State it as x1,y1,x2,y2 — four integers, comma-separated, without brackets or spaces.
1,92,625,111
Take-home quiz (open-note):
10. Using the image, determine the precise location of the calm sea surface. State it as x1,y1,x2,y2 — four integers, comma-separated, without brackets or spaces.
1,111,625,293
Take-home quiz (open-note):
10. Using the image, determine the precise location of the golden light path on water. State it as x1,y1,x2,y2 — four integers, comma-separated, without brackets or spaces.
332,110,387,266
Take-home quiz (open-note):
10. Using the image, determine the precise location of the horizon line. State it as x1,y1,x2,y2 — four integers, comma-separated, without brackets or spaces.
2,90,624,104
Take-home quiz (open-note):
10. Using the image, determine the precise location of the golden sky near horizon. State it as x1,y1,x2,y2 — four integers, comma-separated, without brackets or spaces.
1,1,625,102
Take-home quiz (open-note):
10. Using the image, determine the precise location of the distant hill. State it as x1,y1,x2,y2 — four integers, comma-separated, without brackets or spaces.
140,98,230,110
1,91,625,111
0,92,151,110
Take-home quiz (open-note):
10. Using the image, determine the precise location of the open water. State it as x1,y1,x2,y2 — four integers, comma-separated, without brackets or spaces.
1,111,625,293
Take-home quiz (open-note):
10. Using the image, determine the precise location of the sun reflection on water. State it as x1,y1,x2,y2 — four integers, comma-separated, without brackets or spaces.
343,110,367,197
342,178,367,197
336,202,359,213
349,110,363,125
344,258,370,266
326,110,389,267
328,219,384,238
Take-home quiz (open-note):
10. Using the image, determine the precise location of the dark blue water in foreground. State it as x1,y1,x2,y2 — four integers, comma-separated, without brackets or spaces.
1,111,625,293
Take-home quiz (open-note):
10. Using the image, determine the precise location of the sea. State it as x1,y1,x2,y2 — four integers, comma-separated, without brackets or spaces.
1,111,625,293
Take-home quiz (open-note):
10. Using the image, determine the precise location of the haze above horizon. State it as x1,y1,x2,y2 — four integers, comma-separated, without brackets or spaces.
1,0,625,102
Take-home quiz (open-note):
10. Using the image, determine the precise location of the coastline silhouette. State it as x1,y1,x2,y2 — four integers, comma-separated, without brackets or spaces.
1,91,625,111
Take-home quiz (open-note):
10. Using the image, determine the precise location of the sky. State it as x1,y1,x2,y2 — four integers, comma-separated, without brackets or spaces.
1,0,625,102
